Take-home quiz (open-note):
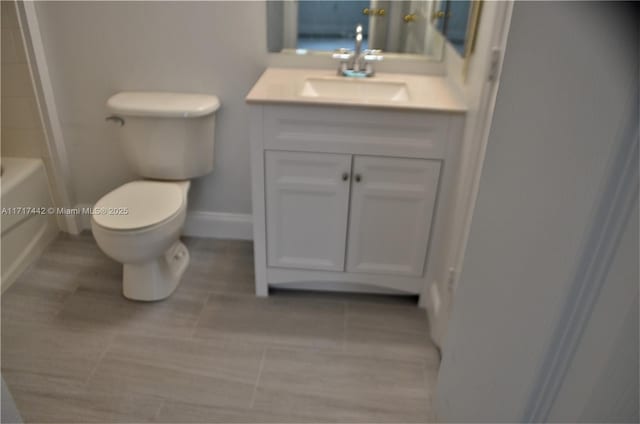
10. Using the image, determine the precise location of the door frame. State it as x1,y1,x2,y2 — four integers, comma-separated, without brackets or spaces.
522,88,639,423
422,0,515,346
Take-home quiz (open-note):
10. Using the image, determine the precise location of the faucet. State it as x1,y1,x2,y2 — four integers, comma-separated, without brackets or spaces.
332,24,383,77
353,24,363,71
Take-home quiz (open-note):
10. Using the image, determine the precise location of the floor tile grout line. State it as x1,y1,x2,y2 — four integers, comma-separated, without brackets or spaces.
346,322,436,337
248,347,267,409
152,399,167,422
189,292,213,339
84,331,116,386
342,301,348,352
51,277,84,318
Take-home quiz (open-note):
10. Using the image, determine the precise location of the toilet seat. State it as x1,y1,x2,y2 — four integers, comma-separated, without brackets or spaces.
92,180,186,231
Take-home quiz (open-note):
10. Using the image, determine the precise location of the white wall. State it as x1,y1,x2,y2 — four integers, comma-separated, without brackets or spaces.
1,2,47,158
34,1,270,217
436,2,638,421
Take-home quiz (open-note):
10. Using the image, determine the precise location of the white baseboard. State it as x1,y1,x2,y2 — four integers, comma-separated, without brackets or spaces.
183,211,253,240
426,281,445,348
75,204,253,240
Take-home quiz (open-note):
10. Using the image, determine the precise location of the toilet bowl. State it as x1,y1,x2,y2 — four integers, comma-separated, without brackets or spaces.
92,180,191,301
94,91,219,301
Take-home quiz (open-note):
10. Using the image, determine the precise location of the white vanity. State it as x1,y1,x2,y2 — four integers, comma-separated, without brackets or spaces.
247,68,466,298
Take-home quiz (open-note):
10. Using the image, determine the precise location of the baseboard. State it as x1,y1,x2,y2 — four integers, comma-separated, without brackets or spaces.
426,281,445,348
183,211,253,240
75,204,253,240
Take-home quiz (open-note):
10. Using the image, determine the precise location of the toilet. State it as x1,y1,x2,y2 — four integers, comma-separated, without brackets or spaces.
92,91,220,301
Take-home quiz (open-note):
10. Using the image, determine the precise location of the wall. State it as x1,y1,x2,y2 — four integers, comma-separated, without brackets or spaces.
33,1,270,224
1,1,46,159
436,2,638,421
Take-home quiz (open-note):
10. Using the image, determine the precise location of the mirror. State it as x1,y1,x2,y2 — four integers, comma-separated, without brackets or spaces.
267,1,484,63
266,0,448,61
432,0,482,57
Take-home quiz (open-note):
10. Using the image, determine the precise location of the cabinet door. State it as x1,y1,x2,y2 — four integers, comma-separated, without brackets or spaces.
346,156,441,276
265,151,352,271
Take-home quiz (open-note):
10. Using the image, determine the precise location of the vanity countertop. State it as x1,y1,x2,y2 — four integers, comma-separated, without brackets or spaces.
246,67,466,113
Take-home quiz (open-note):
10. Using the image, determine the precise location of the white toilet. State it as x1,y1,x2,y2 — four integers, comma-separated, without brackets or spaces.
92,91,220,301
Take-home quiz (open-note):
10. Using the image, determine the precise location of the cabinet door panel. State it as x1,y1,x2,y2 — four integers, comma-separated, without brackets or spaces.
265,151,351,271
347,156,441,276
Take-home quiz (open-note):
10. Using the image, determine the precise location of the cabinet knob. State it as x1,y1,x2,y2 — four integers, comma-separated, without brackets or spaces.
342,172,349,181
354,174,362,182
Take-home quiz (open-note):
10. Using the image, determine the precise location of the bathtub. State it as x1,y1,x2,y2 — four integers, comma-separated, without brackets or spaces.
1,157,59,292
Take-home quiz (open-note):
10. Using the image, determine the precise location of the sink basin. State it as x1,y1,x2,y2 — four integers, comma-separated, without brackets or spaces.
300,78,410,102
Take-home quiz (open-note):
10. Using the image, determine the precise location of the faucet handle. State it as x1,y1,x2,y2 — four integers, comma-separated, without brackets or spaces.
332,48,354,61
363,49,384,62
333,48,354,76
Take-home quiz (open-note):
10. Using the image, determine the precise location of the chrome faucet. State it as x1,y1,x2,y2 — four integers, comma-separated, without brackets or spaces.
353,24,364,71
332,24,383,77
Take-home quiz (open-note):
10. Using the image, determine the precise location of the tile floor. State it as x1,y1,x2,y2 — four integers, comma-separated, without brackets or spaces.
1,233,440,423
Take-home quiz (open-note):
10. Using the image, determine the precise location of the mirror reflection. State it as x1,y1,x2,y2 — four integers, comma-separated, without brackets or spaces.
267,1,447,60
267,1,483,61
433,0,479,56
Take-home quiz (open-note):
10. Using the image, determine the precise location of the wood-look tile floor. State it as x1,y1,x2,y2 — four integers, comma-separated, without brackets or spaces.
1,233,440,423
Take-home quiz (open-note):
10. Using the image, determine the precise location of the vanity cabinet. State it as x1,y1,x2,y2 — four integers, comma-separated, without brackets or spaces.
265,151,440,277
248,100,464,297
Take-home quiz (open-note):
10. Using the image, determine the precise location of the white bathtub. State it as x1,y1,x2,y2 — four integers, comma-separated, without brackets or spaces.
1,157,59,292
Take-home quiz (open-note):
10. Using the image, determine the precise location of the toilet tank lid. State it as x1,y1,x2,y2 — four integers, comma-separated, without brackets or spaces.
107,91,220,118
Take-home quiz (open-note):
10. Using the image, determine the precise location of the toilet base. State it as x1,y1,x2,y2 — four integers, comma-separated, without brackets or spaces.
122,241,190,301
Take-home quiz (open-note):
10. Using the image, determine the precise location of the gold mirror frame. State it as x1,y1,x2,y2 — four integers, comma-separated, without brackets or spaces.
463,0,483,80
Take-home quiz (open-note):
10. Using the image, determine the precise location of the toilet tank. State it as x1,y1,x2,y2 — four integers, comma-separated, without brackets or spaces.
107,92,220,180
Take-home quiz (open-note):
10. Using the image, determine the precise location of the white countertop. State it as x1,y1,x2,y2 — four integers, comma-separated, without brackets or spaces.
246,68,466,113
